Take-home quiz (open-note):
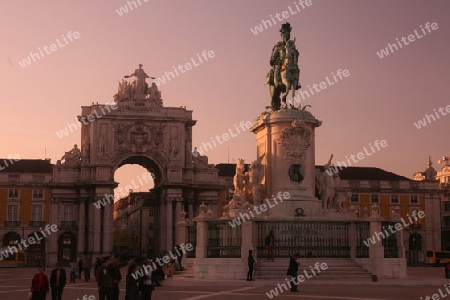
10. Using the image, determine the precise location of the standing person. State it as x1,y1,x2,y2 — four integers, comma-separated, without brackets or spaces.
78,258,84,279
84,257,92,282
246,250,255,281
265,230,275,261
96,256,114,300
175,245,184,270
141,259,154,300
50,263,66,300
110,258,122,300
94,257,102,273
125,264,142,300
30,266,49,300
288,253,300,292
68,259,78,283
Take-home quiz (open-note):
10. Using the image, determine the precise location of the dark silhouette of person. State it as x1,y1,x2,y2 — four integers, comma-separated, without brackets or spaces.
50,262,66,300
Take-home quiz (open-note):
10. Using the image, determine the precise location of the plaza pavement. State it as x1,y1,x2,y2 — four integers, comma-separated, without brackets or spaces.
0,266,448,300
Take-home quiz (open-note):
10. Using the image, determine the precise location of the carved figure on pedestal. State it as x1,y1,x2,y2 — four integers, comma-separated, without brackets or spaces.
317,154,340,210
245,155,264,205
61,144,81,166
233,159,247,195
124,64,155,95
266,22,301,110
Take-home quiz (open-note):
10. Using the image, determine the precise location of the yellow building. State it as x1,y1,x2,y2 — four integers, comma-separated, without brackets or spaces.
0,159,53,266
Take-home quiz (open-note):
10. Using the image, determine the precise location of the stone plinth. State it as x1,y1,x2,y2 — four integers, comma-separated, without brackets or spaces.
250,109,322,218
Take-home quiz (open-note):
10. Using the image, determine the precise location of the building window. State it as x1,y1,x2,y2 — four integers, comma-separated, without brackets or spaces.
33,189,44,199
32,205,43,221
32,174,45,181
371,194,379,203
64,205,74,221
148,225,154,231
8,174,20,180
148,208,154,217
391,195,399,204
350,194,359,203
8,189,19,198
444,202,450,212
8,205,19,221
411,195,419,204
444,216,450,227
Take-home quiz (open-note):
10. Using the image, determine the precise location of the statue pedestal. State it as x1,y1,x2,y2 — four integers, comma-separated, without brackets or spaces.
250,109,323,219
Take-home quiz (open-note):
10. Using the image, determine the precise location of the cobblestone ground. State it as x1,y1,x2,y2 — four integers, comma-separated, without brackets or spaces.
0,267,448,300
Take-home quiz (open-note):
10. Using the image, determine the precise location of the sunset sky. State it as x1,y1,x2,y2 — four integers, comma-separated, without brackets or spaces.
1,0,449,196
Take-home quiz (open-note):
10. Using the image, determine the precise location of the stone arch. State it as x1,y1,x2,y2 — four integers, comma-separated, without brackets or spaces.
58,232,77,265
2,231,20,246
112,153,165,187
27,232,46,267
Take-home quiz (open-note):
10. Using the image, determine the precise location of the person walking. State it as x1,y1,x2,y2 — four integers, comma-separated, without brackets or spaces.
175,245,184,270
110,258,122,300
265,230,275,261
68,259,78,283
84,257,92,282
30,266,49,300
78,258,84,280
125,264,142,300
95,256,114,300
288,253,300,292
50,262,66,300
246,250,255,281
141,259,154,300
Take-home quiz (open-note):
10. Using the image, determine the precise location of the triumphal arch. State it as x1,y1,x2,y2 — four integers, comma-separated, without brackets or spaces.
49,65,218,264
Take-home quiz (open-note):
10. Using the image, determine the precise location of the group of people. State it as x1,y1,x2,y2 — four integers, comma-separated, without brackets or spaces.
68,257,92,283
247,231,301,292
28,256,125,300
29,250,185,300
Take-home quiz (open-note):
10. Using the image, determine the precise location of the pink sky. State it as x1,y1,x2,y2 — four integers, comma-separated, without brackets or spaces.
1,0,449,195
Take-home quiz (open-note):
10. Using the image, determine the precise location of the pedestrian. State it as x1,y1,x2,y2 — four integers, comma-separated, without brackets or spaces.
68,259,78,283
288,253,300,292
265,230,275,261
95,256,114,300
110,258,122,300
141,259,154,300
94,257,102,273
246,250,255,281
175,245,184,270
50,262,66,300
125,264,142,300
84,257,92,282
30,266,49,300
78,258,84,279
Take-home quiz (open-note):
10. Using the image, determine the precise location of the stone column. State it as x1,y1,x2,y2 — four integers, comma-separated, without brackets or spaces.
48,200,59,267
194,204,208,278
165,199,173,250
77,200,85,254
368,204,384,278
93,200,101,255
175,211,188,246
175,199,182,223
188,203,194,221
87,198,95,254
241,220,254,279
103,199,113,255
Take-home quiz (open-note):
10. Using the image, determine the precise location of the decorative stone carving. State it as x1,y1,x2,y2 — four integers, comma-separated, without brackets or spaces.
61,144,81,166
316,154,340,211
278,120,311,164
245,155,264,205
113,122,165,154
114,64,163,109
